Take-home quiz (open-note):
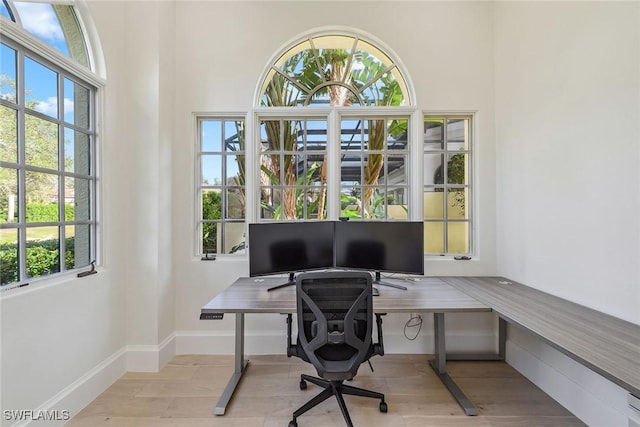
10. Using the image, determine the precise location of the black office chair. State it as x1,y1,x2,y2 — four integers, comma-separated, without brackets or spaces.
286,271,387,427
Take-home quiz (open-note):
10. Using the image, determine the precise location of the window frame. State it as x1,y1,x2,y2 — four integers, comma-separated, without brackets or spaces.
1,6,102,289
422,113,475,256
195,114,247,257
195,108,476,259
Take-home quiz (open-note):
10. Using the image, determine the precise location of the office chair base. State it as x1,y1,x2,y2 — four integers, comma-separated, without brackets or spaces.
291,374,387,427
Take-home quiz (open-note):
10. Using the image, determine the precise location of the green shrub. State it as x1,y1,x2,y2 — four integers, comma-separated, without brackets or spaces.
23,203,75,222
0,237,76,285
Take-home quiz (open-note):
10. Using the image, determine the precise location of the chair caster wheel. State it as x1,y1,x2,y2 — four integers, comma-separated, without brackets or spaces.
379,401,388,413
299,379,307,390
289,419,298,427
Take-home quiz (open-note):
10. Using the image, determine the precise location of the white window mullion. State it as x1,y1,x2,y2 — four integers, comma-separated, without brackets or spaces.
410,110,423,222
244,111,256,225
326,109,340,220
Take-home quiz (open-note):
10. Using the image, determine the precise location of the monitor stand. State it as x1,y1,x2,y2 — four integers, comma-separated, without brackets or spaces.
267,272,296,292
373,271,407,291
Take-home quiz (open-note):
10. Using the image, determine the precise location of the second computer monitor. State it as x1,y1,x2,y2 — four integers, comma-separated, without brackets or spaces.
334,221,424,275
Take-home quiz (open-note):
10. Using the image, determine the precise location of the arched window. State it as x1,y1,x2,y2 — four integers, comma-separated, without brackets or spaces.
255,31,414,222
1,0,99,288
259,34,410,107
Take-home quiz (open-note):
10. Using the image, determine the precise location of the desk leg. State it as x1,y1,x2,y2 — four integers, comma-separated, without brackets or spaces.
429,312,478,416
214,313,249,415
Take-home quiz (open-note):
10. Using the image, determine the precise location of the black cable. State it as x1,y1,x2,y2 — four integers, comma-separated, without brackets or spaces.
403,312,423,340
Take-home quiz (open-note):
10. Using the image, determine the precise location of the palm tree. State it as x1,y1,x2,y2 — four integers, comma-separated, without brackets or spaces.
259,42,406,219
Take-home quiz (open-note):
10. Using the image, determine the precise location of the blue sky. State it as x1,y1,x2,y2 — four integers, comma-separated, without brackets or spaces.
2,2,75,121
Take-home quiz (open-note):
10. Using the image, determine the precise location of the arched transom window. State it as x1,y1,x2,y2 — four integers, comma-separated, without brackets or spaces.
253,32,414,224
259,34,410,107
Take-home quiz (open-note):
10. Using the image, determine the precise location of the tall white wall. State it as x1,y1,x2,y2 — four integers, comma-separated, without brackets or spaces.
0,1,177,423
118,0,176,368
494,2,640,425
0,2,131,424
494,1,640,325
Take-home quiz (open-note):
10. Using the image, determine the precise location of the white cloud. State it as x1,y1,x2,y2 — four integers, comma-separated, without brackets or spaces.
33,96,73,117
14,2,64,43
33,96,57,116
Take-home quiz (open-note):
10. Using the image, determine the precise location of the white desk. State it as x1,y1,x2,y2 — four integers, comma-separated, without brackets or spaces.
201,276,496,416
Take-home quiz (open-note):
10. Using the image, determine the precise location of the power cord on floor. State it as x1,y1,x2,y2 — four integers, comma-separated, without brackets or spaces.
403,312,423,340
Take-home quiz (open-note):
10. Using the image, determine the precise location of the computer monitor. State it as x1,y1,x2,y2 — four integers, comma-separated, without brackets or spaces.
248,221,335,290
334,221,424,287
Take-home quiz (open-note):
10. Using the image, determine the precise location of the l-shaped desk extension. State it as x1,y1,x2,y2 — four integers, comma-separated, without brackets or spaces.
200,276,504,416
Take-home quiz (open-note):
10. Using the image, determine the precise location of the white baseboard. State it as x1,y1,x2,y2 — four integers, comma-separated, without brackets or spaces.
126,333,176,372
11,335,178,427
10,348,128,427
506,326,629,427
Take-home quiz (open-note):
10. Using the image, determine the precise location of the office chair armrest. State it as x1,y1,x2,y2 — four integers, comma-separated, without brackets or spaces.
374,313,386,356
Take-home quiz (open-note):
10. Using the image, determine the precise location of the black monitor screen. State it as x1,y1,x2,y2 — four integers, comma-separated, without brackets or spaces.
334,221,424,275
249,222,335,277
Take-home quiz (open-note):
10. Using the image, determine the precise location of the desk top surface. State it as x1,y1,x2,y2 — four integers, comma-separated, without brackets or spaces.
441,276,640,397
201,276,490,314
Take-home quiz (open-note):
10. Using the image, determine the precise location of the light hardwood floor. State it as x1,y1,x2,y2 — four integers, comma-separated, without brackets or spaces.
67,354,585,427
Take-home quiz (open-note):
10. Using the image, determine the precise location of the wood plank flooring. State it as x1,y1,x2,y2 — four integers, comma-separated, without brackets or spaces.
66,354,585,427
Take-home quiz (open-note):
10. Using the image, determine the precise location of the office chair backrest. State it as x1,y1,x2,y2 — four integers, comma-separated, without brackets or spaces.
296,271,373,381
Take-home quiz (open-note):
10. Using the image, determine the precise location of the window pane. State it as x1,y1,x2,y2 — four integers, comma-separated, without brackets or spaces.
26,226,60,278
387,187,408,219
225,155,243,184
0,167,18,223
201,222,217,254
202,120,222,152
26,171,58,222
224,120,243,151
424,222,444,254
447,119,467,150
448,189,468,219
341,150,363,183
424,119,444,148
64,128,91,175
25,57,59,118
303,187,326,219
1,43,17,102
64,78,90,128
1,1,14,20
261,120,283,151
225,188,245,219
0,105,18,163
224,222,245,254
260,187,281,219
51,5,89,66
386,154,407,185
0,228,19,285
448,222,470,254
202,190,221,220
424,153,444,186
201,155,222,185
14,2,69,56
69,177,90,221
424,189,444,220
25,114,58,169
446,153,467,185
341,187,362,219
65,224,90,269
